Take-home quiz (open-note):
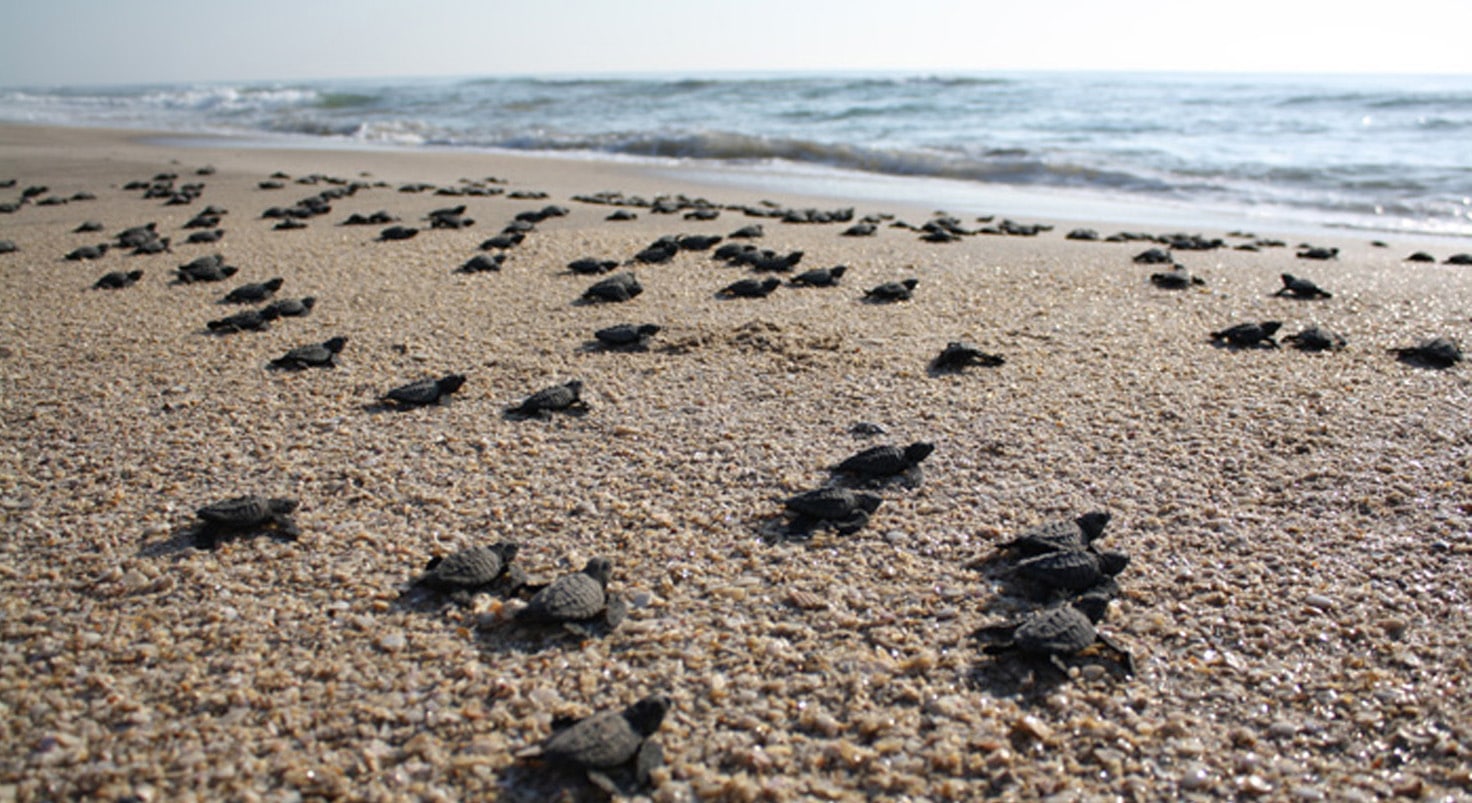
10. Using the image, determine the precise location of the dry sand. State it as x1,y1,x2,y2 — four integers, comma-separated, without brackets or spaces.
1,123,1470,801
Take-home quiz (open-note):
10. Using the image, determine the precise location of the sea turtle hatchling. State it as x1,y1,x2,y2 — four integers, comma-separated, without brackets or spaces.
581,272,643,303
222,277,284,304
523,694,671,796
930,341,1005,372
1274,273,1332,299
206,309,271,333
515,556,627,635
783,487,883,535
1013,547,1131,595
717,277,781,298
381,374,467,407
788,265,846,287
93,269,143,290
269,336,347,370
1391,337,1463,369
979,589,1134,676
507,380,587,419
995,511,1113,559
262,296,315,318
1283,326,1346,352
193,495,300,549
830,441,934,486
1210,321,1282,348
863,278,918,302
594,323,660,350
413,542,524,597
1149,266,1205,289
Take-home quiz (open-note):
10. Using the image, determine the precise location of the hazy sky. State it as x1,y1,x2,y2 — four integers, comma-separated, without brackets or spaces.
2,0,1469,86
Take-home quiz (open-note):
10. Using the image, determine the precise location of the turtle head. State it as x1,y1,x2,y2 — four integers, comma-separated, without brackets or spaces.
264,277,285,291
761,278,781,292
623,694,671,736
1071,589,1113,624
1076,511,1112,543
300,296,317,310
323,336,349,353
1280,273,1296,286
221,266,238,278
268,498,299,514
637,324,662,337
1261,321,1283,336
855,493,884,515
564,379,584,396
438,374,468,394
491,542,520,561
1097,549,1131,577
582,556,614,587
127,270,144,281
904,442,935,464
829,265,847,279
902,278,919,290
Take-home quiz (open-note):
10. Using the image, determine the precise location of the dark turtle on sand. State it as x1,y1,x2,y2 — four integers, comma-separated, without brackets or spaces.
789,265,846,287
1404,252,1436,263
193,495,299,548
831,441,934,486
93,269,143,290
1132,248,1173,265
842,222,877,237
979,590,1134,675
1296,246,1339,260
728,224,764,239
74,220,104,233
595,323,660,350
273,219,307,231
568,257,618,275
458,254,505,273
382,374,467,407
717,277,781,298
130,237,171,255
186,229,225,244
1066,228,1100,241
582,272,643,303
262,296,315,318
1014,547,1130,593
480,232,524,250
677,234,723,251
66,244,109,261
1274,273,1332,299
206,309,271,333
1391,337,1462,369
1284,325,1346,352
606,209,638,221
863,278,918,303
222,277,284,304
378,225,418,241
269,336,347,370
175,255,236,283
526,694,670,796
516,557,627,634
115,223,158,248
0,240,17,254
783,487,883,535
996,511,1112,558
1149,266,1205,289
1446,253,1472,265
930,341,1005,372
413,542,522,594
508,380,587,418
1210,321,1282,348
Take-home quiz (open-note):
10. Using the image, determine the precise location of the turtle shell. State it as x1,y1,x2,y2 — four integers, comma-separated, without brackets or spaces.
386,374,465,406
1012,604,1098,655
542,695,670,769
833,441,934,478
519,558,612,622
513,381,583,415
1015,549,1109,591
1000,512,1111,557
418,543,518,590
784,487,881,521
196,495,296,528
595,323,658,346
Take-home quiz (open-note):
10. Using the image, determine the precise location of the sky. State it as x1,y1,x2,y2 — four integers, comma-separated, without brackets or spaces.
1,0,1470,86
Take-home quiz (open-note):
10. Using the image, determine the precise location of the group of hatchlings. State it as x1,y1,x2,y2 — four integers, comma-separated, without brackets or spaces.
188,433,1139,796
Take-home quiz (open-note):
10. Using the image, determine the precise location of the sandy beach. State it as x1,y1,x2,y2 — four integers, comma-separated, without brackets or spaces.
1,123,1470,801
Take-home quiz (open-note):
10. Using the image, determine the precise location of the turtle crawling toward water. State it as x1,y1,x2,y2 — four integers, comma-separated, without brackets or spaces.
515,557,627,636
1149,266,1205,289
193,495,300,549
930,341,1005,373
1013,547,1130,595
783,487,883,536
269,336,347,370
581,272,643,303
521,693,670,796
863,278,918,303
1274,273,1332,299
1391,337,1463,369
381,374,467,408
507,380,588,419
978,589,1134,676
93,269,143,290
1210,321,1281,348
594,323,660,351
1283,325,1346,352
995,511,1113,559
413,542,525,602
830,441,934,487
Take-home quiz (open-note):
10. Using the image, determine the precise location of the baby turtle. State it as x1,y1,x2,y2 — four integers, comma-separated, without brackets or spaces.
1149,266,1205,289
457,254,504,273
567,257,618,275
789,265,846,287
831,441,934,487
74,220,104,233
1391,337,1463,369
1296,246,1339,260
262,296,315,318
269,336,347,370
382,374,467,407
526,694,670,796
1014,547,1130,594
728,224,764,239
863,278,918,302
606,209,637,221
378,225,418,241
222,277,284,304
1283,325,1346,352
175,255,236,283
1274,273,1332,299
508,380,587,419
1210,321,1281,348
1446,253,1472,265
783,487,883,535
930,341,1005,372
413,542,523,596
1132,247,1172,265
717,277,781,298
480,232,524,250
66,244,109,261
193,495,299,549
206,309,271,333
594,323,660,350
581,272,643,303
677,233,723,251
516,557,627,635
130,237,171,255
93,269,143,290
186,229,225,244
979,590,1134,675
996,511,1113,558
842,222,877,237
1405,252,1436,263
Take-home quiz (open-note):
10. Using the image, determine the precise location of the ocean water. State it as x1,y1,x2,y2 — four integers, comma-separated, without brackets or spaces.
2,72,1469,237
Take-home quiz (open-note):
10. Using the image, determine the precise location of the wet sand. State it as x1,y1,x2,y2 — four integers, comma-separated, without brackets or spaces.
1,123,1470,801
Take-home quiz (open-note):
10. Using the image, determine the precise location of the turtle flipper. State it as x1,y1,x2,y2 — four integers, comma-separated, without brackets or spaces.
1095,632,1136,676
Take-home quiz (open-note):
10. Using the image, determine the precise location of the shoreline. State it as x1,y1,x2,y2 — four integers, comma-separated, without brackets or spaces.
2,121,1470,801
